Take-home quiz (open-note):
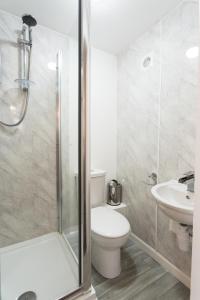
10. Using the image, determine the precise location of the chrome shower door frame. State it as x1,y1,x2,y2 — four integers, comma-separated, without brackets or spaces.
60,0,91,299
79,0,91,292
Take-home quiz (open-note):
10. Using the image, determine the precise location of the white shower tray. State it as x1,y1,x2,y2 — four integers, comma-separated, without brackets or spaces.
0,232,79,300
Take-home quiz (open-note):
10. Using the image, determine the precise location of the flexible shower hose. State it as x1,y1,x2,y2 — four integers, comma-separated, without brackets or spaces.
0,46,32,127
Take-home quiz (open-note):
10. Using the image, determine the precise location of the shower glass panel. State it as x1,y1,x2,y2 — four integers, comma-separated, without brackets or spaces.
0,0,85,299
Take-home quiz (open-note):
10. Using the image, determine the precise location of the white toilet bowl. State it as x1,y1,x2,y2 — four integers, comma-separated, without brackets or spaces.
91,206,130,279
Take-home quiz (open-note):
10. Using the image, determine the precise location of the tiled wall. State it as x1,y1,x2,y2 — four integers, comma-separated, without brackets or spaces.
0,9,71,247
117,0,198,276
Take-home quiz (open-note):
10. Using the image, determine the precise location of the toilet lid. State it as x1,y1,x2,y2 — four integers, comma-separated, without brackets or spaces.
91,207,130,238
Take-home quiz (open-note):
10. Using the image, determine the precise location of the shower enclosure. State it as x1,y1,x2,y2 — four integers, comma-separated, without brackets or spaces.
0,0,90,299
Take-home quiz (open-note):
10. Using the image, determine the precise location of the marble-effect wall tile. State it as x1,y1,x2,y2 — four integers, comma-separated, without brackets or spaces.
117,23,161,248
0,10,73,247
157,0,198,276
117,0,198,277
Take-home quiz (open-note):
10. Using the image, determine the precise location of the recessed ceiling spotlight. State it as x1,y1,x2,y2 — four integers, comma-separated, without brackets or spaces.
185,46,199,59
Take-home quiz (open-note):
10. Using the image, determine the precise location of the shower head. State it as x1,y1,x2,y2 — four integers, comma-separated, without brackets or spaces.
22,14,37,27
20,15,37,48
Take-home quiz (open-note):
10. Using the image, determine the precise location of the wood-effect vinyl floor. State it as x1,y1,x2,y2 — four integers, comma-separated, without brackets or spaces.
92,238,190,300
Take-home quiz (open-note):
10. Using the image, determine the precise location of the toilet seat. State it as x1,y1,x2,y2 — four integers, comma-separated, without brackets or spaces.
91,207,130,238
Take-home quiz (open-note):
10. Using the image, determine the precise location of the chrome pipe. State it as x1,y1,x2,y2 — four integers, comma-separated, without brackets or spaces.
18,25,31,90
19,26,27,88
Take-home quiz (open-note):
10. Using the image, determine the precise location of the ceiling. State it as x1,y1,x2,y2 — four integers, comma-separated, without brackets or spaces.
91,0,182,54
0,0,182,54
0,0,79,37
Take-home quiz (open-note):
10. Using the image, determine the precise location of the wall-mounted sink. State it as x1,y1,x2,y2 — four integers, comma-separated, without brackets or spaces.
151,180,194,225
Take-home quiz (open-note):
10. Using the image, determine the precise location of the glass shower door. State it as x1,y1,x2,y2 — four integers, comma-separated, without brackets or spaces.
0,0,90,299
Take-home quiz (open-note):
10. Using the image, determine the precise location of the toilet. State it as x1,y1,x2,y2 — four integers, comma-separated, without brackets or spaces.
91,170,130,279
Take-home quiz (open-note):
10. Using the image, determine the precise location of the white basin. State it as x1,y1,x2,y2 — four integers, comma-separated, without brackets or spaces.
151,180,194,225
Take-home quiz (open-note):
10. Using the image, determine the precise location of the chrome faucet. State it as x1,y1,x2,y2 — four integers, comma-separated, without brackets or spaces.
178,171,195,193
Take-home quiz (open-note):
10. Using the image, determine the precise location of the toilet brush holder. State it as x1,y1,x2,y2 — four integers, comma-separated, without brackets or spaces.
107,180,122,206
